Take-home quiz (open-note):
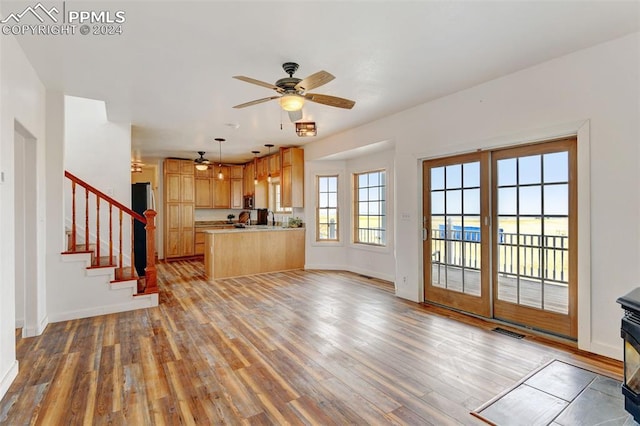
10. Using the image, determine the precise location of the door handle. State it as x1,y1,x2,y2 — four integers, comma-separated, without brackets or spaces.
422,228,428,241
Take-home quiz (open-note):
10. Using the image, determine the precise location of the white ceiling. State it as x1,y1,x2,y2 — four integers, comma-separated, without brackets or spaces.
4,1,639,164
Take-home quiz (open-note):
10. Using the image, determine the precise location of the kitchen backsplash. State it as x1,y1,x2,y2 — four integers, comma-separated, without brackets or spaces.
194,208,305,225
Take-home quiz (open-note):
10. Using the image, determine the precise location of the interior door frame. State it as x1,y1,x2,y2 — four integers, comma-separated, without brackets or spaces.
423,151,491,318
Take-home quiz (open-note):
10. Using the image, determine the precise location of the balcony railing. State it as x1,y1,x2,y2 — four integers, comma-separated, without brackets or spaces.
431,227,568,284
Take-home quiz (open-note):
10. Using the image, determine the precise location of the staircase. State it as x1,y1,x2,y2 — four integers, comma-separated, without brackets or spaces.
55,171,158,322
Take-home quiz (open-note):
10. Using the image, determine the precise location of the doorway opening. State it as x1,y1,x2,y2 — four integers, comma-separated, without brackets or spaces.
14,121,38,338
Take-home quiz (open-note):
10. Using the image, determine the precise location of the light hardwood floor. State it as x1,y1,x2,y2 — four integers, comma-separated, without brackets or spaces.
0,260,621,425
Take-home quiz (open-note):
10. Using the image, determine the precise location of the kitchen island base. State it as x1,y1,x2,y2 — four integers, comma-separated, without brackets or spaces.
204,228,305,279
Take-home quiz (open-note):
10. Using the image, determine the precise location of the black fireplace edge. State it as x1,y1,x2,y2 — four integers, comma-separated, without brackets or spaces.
617,288,640,424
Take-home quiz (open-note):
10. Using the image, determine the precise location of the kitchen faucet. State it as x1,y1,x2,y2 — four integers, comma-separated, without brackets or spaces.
268,210,275,226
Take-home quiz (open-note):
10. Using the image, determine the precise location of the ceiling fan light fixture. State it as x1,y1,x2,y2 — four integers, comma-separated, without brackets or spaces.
194,151,210,170
131,162,144,173
295,122,317,137
280,94,304,112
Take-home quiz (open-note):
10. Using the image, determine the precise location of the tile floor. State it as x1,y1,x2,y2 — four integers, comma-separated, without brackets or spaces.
476,360,639,426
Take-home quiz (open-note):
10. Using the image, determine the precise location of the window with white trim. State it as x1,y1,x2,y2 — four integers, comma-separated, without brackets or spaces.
354,170,386,246
316,175,339,241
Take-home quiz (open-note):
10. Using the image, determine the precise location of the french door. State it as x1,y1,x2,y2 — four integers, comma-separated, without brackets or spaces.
423,138,577,339
423,152,491,317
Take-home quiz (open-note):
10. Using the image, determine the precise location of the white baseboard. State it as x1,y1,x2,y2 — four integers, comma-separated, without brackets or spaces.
587,340,622,361
22,315,49,338
0,360,19,402
304,263,395,283
15,319,24,329
48,294,158,323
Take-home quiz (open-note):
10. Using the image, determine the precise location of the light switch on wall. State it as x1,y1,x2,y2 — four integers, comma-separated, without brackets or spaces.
400,212,411,221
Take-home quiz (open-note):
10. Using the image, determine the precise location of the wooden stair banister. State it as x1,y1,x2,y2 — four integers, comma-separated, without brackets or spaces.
64,170,157,295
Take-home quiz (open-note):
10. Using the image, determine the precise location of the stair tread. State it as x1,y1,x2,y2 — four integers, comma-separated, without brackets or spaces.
88,256,117,268
113,267,139,282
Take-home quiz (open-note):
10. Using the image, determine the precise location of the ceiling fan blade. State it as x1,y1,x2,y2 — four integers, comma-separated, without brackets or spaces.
288,110,303,122
295,70,335,92
233,96,280,109
305,93,356,109
233,76,283,92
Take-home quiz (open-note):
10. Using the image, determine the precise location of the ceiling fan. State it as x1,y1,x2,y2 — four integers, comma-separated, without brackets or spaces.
233,62,356,122
194,151,210,171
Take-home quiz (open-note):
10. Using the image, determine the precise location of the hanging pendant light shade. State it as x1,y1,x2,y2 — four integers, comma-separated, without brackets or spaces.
265,144,274,183
251,150,260,185
215,138,225,179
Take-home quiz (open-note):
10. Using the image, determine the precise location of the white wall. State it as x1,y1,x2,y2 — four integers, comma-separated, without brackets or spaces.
63,95,132,258
0,33,48,400
304,33,640,360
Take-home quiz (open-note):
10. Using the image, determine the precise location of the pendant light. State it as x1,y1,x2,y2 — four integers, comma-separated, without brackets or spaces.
215,138,225,180
251,150,260,185
265,144,274,183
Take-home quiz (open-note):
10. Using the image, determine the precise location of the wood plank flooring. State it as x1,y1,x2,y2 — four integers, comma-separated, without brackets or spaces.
0,260,621,425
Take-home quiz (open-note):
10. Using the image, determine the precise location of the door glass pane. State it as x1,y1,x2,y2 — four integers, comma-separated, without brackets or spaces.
463,188,480,215
519,186,541,215
446,190,462,214
543,184,568,215
498,187,517,215
543,152,568,183
498,158,517,186
431,167,444,190
431,191,444,214
463,162,480,187
429,160,482,296
446,164,462,189
518,155,541,185
496,149,570,314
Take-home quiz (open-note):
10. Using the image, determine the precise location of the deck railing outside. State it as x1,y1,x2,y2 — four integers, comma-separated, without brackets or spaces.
431,227,568,285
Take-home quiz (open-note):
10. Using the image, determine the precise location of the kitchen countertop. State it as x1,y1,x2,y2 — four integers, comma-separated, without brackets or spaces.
203,226,304,234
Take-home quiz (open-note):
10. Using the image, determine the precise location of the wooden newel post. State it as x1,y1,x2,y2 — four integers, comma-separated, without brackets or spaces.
143,209,158,294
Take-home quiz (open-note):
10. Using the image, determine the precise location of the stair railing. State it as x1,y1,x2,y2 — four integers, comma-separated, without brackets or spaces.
64,171,157,294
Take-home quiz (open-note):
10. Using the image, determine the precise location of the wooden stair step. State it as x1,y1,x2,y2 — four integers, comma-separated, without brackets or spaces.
88,256,117,268
113,267,139,282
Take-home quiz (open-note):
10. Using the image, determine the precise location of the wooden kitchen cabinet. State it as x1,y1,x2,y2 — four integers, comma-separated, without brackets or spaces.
231,179,243,209
230,165,243,180
280,147,304,208
164,159,195,259
212,166,230,208
268,153,280,177
195,177,212,208
243,161,255,196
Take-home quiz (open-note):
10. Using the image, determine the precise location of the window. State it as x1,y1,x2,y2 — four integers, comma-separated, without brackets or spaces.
354,170,386,246
272,182,291,214
316,175,339,241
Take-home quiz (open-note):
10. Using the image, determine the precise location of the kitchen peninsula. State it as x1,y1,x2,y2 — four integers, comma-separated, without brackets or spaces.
204,227,305,279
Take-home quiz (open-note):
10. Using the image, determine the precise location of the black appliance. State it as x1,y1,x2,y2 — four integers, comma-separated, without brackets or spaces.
256,208,268,225
131,183,154,277
617,288,640,423
243,195,254,209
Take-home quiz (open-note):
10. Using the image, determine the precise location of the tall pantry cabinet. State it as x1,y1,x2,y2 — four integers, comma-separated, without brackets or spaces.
164,159,195,258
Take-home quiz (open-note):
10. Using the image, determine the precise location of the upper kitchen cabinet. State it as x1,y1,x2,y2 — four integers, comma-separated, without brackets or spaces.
280,147,304,208
230,166,243,209
212,166,231,208
243,161,255,197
